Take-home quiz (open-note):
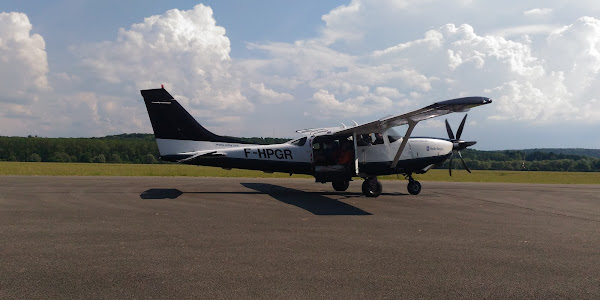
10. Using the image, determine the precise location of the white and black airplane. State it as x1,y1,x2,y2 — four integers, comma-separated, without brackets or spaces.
141,87,492,197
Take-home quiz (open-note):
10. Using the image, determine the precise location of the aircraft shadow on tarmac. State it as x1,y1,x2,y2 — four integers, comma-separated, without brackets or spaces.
140,188,184,199
240,183,372,216
139,184,377,215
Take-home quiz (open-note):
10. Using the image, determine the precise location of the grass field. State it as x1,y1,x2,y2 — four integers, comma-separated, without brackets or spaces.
1,162,599,184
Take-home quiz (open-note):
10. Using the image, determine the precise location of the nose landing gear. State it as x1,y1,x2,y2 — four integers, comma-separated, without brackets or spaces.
406,174,422,195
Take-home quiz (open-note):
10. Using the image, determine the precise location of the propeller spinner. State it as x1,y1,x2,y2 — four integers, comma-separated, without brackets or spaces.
445,114,477,176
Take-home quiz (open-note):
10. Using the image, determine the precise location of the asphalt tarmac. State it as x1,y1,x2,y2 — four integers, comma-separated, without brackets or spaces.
1,176,599,299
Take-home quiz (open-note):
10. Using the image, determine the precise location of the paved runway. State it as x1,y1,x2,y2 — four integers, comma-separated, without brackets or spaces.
1,176,599,299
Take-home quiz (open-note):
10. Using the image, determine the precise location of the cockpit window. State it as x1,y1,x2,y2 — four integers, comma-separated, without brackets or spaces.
386,127,403,143
290,137,307,146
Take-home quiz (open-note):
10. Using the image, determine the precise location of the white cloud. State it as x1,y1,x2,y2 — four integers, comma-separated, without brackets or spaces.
242,1,600,127
0,12,49,117
311,89,360,116
310,88,396,119
74,4,252,113
523,8,553,17
491,24,561,38
249,83,293,104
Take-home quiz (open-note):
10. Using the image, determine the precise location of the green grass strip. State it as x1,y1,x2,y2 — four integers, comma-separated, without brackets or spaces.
0,162,598,184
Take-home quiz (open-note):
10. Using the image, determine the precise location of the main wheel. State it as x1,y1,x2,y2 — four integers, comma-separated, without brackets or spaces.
332,180,350,191
362,178,382,197
407,180,421,195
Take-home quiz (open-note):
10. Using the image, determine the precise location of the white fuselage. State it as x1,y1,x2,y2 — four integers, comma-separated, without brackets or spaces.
156,133,453,175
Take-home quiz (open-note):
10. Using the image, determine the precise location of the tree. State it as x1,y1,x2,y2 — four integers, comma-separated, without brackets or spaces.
26,153,42,162
49,152,71,162
80,152,93,163
574,160,592,172
142,153,157,164
109,153,122,163
92,154,106,163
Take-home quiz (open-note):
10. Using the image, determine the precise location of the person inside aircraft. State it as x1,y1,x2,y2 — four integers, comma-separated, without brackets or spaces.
324,141,338,165
373,133,384,145
313,142,326,165
336,140,353,165
357,134,371,146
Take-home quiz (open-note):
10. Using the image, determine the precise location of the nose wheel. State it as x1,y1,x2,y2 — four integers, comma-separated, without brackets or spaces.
406,174,421,195
362,177,382,197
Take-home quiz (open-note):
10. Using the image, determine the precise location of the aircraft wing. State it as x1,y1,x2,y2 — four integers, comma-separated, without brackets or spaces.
334,96,492,136
296,126,346,136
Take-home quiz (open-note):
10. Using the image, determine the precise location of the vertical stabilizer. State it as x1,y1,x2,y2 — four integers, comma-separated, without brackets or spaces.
140,88,245,143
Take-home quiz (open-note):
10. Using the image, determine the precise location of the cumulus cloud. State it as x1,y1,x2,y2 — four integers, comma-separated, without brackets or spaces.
244,0,600,125
310,88,396,119
75,4,252,113
372,19,600,122
249,83,293,104
0,12,49,116
1,5,256,137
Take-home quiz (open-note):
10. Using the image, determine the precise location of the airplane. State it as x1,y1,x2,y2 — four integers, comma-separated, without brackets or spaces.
141,87,492,197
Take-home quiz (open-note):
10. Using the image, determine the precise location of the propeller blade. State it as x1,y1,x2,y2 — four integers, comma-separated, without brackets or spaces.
448,153,454,176
445,119,455,140
458,151,472,173
456,114,467,140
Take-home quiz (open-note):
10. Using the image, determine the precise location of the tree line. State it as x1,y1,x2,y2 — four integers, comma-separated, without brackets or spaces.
1,134,599,172
0,134,290,164
439,149,600,172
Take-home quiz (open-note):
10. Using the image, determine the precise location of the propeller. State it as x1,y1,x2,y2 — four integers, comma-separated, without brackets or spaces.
445,114,477,176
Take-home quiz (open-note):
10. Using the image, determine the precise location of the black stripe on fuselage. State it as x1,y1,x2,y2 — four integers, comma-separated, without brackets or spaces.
180,157,314,175
166,153,451,177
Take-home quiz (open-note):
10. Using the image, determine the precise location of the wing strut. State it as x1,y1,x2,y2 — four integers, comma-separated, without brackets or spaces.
390,119,418,169
352,132,359,175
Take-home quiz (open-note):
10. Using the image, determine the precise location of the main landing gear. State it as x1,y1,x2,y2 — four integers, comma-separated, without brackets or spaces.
332,180,350,191
406,174,422,195
362,177,382,197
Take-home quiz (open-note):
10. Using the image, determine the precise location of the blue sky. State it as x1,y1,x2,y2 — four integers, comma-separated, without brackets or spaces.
1,0,600,150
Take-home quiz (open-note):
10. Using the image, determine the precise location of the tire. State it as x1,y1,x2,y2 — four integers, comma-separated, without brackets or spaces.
407,180,421,195
332,180,350,191
362,179,382,197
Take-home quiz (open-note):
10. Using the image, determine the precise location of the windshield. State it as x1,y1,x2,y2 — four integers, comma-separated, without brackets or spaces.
289,137,307,146
386,127,404,143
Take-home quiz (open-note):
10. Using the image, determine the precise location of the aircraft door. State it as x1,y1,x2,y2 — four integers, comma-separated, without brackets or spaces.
311,135,355,182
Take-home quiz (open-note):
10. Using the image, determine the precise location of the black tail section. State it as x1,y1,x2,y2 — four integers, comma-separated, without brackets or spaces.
141,88,247,143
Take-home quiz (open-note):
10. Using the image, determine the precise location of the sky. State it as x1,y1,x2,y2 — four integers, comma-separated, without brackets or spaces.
1,0,600,150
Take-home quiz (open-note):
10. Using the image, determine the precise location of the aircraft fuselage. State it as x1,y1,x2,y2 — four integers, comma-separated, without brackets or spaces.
157,134,453,177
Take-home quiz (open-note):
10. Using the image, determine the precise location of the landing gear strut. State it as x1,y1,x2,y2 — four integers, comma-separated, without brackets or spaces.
406,174,422,195
362,177,382,197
